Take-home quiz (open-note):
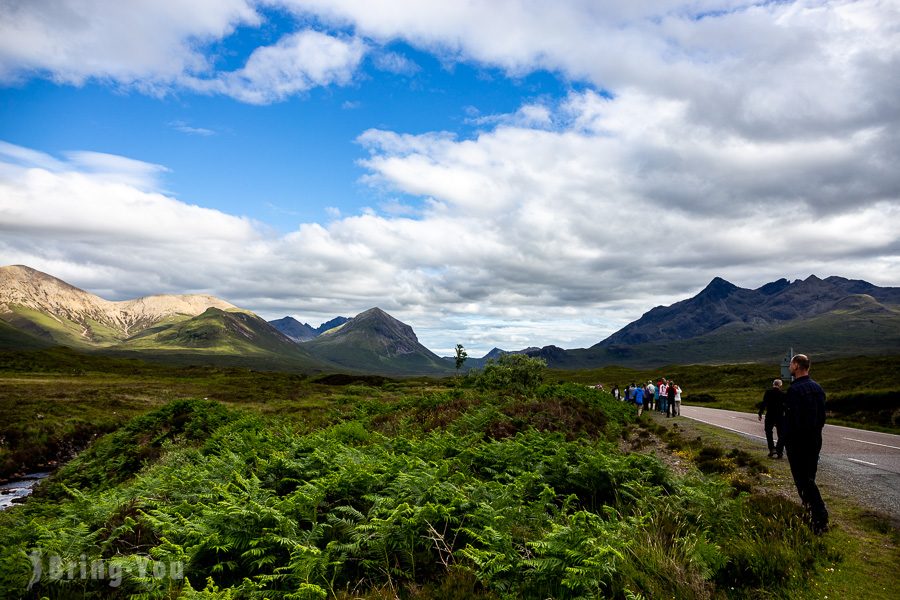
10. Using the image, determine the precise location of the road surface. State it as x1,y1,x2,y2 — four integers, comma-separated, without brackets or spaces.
679,405,900,522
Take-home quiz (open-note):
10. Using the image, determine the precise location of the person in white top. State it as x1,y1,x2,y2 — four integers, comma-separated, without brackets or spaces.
673,384,682,416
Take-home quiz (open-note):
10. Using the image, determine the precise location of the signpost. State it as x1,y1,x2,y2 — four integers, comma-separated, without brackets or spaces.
780,348,794,382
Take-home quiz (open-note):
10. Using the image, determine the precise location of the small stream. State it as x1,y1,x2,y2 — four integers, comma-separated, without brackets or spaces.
0,473,50,510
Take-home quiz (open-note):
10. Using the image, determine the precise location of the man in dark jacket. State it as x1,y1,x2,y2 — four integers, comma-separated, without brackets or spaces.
666,381,677,417
758,379,786,458
783,354,829,534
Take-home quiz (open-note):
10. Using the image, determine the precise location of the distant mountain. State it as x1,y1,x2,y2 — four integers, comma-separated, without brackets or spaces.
480,348,509,362
303,307,453,375
7,265,894,374
523,275,900,368
269,315,351,342
269,316,319,342
598,275,900,347
0,266,452,375
120,307,314,356
443,347,507,370
0,265,238,347
316,317,350,335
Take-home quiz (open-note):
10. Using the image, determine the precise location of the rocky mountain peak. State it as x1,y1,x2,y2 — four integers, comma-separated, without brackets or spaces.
698,276,739,300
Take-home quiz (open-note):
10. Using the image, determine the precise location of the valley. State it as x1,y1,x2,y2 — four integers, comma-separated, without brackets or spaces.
1,265,898,597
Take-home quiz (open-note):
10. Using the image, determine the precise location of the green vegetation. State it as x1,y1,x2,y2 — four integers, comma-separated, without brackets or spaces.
552,355,900,433
0,348,353,479
454,343,467,375
2,305,98,348
561,299,900,368
473,354,548,395
0,350,896,597
639,412,900,600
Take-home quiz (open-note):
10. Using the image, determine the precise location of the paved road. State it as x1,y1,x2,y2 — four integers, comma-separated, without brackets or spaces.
680,405,900,522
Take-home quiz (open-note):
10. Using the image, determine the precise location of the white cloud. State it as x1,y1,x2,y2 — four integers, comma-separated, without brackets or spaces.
184,30,367,104
0,0,260,85
3,1,897,122
1,1,899,353
2,112,898,356
371,50,420,75
62,151,170,192
0,143,257,246
280,0,900,140
0,2,367,103
169,121,216,136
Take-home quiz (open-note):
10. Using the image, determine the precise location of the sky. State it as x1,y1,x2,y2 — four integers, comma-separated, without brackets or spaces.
1,0,898,356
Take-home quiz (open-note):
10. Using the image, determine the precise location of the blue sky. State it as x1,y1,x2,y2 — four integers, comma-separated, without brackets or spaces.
3,34,569,230
1,1,898,355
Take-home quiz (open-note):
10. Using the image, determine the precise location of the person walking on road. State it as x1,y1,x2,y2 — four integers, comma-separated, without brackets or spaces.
783,354,829,534
758,379,786,458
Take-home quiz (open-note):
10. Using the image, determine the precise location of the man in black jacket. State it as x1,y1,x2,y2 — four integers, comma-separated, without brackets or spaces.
758,379,786,458
783,354,829,534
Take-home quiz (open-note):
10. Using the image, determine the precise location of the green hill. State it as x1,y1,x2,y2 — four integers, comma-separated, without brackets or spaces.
114,307,332,369
303,307,454,375
0,317,52,350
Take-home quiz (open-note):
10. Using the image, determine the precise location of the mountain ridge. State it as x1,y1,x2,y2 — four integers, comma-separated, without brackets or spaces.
0,264,239,345
3,265,898,373
268,315,350,342
597,274,900,348
0,265,453,375
303,307,453,375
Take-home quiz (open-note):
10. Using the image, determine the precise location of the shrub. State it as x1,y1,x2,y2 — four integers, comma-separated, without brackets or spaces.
474,355,547,395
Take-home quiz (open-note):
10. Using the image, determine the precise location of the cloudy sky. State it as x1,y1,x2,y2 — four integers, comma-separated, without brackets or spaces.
1,1,898,355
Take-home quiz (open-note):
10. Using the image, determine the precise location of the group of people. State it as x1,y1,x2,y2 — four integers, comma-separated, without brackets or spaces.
611,379,682,417
604,354,829,536
757,353,829,535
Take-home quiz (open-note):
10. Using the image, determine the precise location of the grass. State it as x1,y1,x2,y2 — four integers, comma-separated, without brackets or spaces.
551,354,900,433
637,411,899,599
0,349,897,597
0,350,353,479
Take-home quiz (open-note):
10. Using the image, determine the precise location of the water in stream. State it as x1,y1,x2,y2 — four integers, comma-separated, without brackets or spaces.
0,473,49,510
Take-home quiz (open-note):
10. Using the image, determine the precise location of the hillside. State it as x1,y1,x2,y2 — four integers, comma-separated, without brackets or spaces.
122,308,298,353
0,265,239,347
600,275,900,346
0,266,455,375
2,373,882,598
303,307,453,375
518,276,900,369
268,316,318,342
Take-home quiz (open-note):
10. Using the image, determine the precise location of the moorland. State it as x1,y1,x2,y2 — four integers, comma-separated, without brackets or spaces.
1,349,898,598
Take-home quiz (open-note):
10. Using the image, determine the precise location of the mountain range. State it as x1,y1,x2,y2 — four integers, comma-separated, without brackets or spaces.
1,265,898,373
518,274,900,368
268,316,350,342
0,265,449,375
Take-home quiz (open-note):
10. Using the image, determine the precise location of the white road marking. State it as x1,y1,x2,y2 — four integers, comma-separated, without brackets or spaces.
842,437,900,451
681,416,766,440
846,458,878,466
